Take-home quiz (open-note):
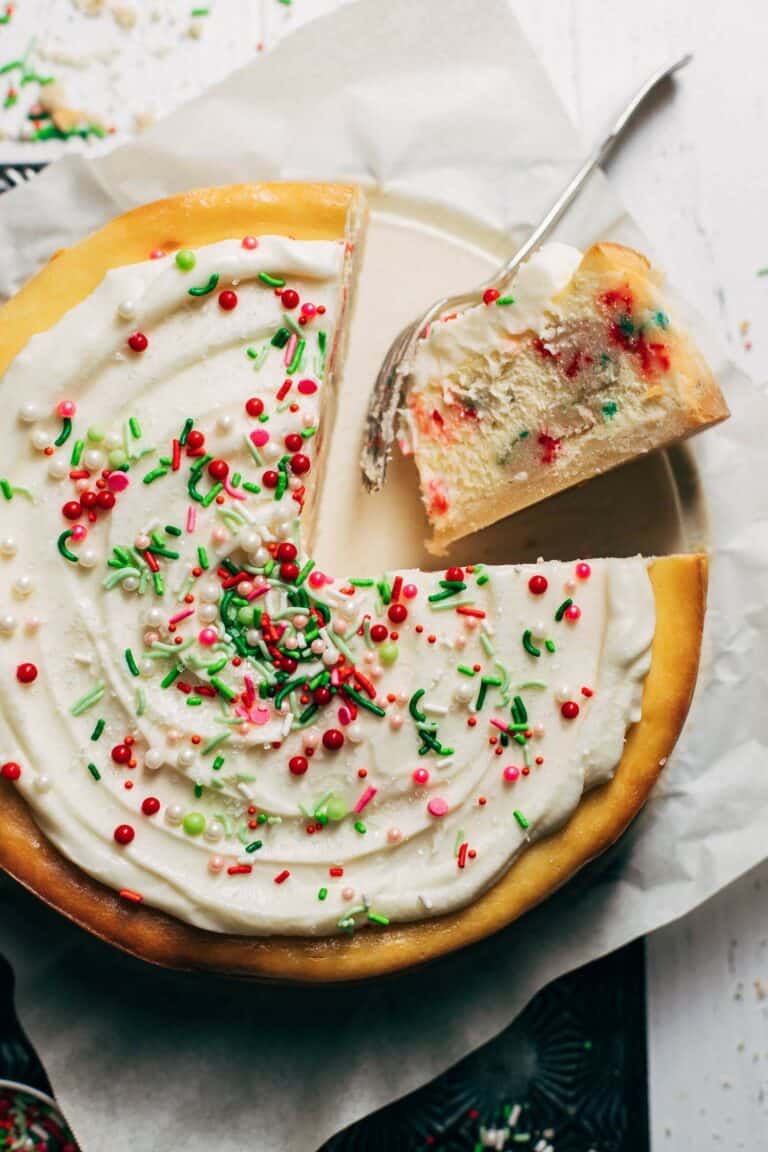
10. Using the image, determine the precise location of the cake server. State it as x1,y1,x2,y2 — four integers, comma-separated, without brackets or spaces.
360,53,692,493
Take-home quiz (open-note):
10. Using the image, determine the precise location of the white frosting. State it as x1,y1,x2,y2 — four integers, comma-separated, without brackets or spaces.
0,236,655,936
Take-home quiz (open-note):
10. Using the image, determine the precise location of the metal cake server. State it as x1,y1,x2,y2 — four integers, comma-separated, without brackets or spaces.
359,53,692,493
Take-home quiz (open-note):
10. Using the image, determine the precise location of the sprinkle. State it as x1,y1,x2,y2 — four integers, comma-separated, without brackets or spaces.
120,888,144,904
457,841,469,868
0,479,11,500
522,630,541,657
210,676,237,701
545,639,556,653
87,763,101,781
514,810,529,830
143,466,168,485
354,785,377,813
271,327,291,348
203,731,231,756
201,481,224,507
245,840,263,853
179,418,194,446
457,664,476,676
57,530,78,562
124,648,140,677
90,718,106,741
228,864,252,876
555,598,573,621
512,695,528,724
186,506,197,533
188,272,220,296
295,559,315,585
161,665,182,689
409,688,427,721
318,887,328,901
70,683,105,716
343,686,385,717
129,416,142,439
259,272,286,288
135,686,146,716
368,912,390,926
287,337,306,375
354,820,367,835
496,295,516,306
54,417,72,447
168,608,194,626
212,755,226,771
349,578,374,587
274,869,290,884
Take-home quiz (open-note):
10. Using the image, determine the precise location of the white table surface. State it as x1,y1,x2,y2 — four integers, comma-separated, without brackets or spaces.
4,2,768,1147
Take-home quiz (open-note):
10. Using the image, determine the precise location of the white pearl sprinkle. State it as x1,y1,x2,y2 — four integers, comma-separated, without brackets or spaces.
13,575,33,598
122,576,139,593
204,820,224,843
199,578,221,603
34,774,52,793
216,414,233,433
117,299,137,320
555,684,573,703
144,606,164,628
198,603,218,624
104,432,123,451
0,537,17,558
347,722,363,744
454,681,475,704
47,457,69,480
30,428,51,451
144,748,164,771
165,803,184,826
18,401,42,424
239,528,262,553
83,448,105,472
177,747,196,768
0,613,17,637
77,547,99,568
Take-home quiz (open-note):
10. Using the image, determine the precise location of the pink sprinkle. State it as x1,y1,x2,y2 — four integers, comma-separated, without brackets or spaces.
252,705,271,726
576,562,591,580
330,669,341,687
242,236,259,250
490,717,510,734
403,583,418,599
298,378,318,396
169,608,194,627
337,705,353,726
308,570,327,589
223,476,246,500
245,583,268,601
186,506,196,533
71,524,88,542
503,766,520,783
284,333,298,368
250,428,270,448
107,471,130,492
565,604,581,622
57,400,76,418
354,786,377,814
412,767,429,785
427,796,449,818
149,249,166,260
198,627,218,646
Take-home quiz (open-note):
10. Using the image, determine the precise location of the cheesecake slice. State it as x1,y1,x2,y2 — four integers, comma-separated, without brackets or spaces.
403,242,729,554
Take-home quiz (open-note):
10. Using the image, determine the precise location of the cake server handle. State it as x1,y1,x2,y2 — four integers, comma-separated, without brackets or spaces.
360,52,693,494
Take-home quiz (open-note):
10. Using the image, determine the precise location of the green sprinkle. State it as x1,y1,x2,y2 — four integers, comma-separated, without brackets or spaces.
409,689,427,722
343,686,386,717
143,466,169,485
286,337,305,375
354,820,367,835
195,545,210,570
295,559,315,585
187,696,202,706
242,481,261,494
0,479,11,500
512,695,528,724
476,573,490,586
518,681,547,690
368,912,390,926
152,571,165,597
602,401,618,421
555,598,573,622
259,272,285,288
655,310,670,328
271,327,291,349
201,481,224,507
545,639,556,653
514,810,529,830
496,295,515,306
457,665,476,677
179,418,194,446
318,887,328,901
129,416,142,439
210,676,236,701
54,417,72,447
70,683,105,716
135,686,146,717
87,763,101,782
246,840,263,853
175,249,196,270
522,630,541,658
70,439,84,466
90,718,106,741
212,756,225,771
188,272,219,297
203,731,230,756
124,648,140,677
183,812,205,836
161,665,182,689
57,530,78,563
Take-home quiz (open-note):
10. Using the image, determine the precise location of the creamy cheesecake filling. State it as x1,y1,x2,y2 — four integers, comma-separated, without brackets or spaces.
0,237,655,936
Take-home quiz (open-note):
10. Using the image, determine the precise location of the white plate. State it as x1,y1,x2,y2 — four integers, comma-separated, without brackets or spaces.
315,196,709,574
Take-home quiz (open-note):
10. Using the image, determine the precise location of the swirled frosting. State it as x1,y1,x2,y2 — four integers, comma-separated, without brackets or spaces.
0,235,655,936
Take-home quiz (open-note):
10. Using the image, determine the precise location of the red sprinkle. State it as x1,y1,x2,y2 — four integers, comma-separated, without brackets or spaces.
228,864,252,875
281,289,300,310
370,623,388,643
119,888,144,903
218,289,238,311
329,866,344,877
528,574,548,595
1,761,21,781
245,397,264,418
289,755,308,776
388,603,407,624
322,728,344,751
482,288,501,305
262,469,279,489
127,331,148,353
290,453,311,475
561,701,580,720
16,662,38,684
141,797,160,816
208,458,229,481
274,869,290,884
111,743,132,765
114,824,135,845
62,500,82,521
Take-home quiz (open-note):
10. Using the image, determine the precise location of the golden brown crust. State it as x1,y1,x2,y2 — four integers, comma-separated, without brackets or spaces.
0,555,706,981
0,189,706,979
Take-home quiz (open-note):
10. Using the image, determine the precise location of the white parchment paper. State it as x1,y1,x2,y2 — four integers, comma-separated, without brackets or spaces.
0,1,765,1149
